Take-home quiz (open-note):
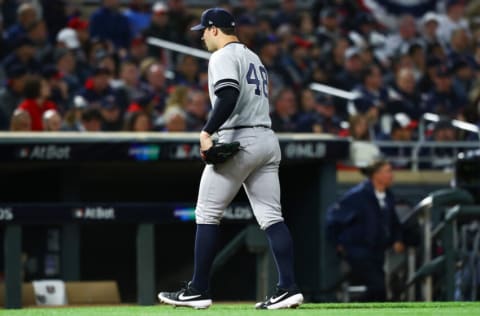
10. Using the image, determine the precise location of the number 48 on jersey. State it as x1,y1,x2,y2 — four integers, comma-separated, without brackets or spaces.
246,63,268,98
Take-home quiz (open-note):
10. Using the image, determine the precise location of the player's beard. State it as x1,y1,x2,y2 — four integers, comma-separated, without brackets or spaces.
201,38,216,52
201,39,208,51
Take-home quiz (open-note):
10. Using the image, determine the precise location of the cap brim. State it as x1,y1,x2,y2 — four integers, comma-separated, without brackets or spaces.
190,24,206,31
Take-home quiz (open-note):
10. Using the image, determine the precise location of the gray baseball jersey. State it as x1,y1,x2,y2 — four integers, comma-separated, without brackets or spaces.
195,42,283,230
208,43,271,129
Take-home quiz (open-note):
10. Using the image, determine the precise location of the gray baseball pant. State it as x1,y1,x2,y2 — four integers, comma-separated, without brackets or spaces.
195,127,283,230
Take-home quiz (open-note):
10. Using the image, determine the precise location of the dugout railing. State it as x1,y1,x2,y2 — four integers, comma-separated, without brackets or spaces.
403,188,480,301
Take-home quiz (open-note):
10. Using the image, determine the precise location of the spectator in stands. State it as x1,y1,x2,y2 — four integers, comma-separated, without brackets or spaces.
162,106,186,132
383,15,420,59
297,93,342,134
124,110,152,132
333,46,364,93
17,76,57,131
173,54,201,89
283,36,315,90
327,159,405,302
349,12,378,47
324,37,350,80
4,3,38,48
61,95,87,131
42,109,62,132
423,65,468,119
353,65,388,115
123,0,151,38
422,120,459,170
236,14,257,49
56,20,90,83
144,62,169,115
298,12,317,45
437,0,469,47
386,67,423,120
333,46,364,118
418,56,442,95
326,1,363,32
151,84,189,129
300,89,321,130
165,0,192,45
128,35,149,64
117,59,149,102
144,2,174,60
345,114,371,141
184,90,209,132
377,113,416,169
420,12,441,46
165,85,189,111
2,36,41,76
26,19,52,64
78,65,115,108
0,65,28,130
271,0,299,29
232,0,261,20
447,28,473,65
451,56,477,102
314,94,343,134
89,0,132,51
350,97,381,136
298,88,316,114
315,7,340,56
270,88,299,132
99,95,123,131
9,109,31,132
95,50,119,82
54,48,80,104
75,108,103,132
41,65,69,111
66,16,90,56
408,43,426,83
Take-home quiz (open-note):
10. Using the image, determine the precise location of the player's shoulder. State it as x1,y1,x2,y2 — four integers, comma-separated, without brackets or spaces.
210,44,241,65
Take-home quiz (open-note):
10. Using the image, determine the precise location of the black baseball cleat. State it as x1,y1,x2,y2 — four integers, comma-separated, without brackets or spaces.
255,286,304,309
158,282,212,309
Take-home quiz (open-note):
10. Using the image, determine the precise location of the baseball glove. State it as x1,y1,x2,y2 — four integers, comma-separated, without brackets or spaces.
201,141,241,164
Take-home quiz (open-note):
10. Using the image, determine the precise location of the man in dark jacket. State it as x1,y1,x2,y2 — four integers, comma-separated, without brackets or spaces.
327,159,405,301
89,0,132,50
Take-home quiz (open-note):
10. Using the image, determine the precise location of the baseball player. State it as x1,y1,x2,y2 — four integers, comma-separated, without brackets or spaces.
158,8,303,309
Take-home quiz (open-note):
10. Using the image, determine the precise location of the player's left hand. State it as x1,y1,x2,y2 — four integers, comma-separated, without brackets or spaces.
200,131,213,160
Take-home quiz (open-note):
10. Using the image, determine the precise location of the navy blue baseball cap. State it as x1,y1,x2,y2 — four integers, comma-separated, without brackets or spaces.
190,8,235,31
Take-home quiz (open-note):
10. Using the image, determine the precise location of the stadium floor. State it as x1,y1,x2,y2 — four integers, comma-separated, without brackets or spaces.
1,302,480,316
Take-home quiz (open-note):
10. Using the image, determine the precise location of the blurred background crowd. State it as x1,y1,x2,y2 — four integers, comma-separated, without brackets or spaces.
1,0,480,146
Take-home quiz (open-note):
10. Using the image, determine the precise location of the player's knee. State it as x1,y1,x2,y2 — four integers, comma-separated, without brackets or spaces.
195,208,222,225
258,217,284,230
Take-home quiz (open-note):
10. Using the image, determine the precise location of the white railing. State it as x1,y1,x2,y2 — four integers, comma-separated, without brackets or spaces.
374,140,480,171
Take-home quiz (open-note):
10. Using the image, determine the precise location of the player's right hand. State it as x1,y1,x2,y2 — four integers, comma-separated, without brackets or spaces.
199,130,213,155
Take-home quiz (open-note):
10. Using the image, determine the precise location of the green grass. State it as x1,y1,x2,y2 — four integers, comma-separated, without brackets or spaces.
1,302,479,316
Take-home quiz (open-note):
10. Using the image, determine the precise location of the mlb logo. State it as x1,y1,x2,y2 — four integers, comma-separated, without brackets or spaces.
33,280,68,306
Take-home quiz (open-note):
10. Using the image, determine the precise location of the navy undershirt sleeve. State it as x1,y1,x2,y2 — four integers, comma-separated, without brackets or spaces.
202,87,239,134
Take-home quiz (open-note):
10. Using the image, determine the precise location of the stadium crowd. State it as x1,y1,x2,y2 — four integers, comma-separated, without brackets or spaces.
1,0,479,145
